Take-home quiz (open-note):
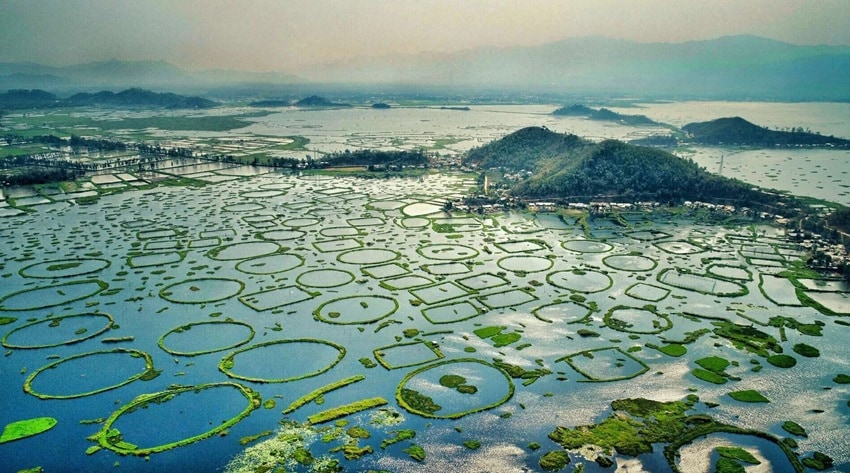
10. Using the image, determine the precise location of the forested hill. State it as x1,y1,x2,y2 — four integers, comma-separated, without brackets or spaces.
463,126,589,172
0,88,216,109
682,117,850,147
553,104,660,126
465,127,777,204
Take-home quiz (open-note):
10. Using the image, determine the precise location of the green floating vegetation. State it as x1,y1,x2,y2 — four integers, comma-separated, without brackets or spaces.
727,390,770,403
801,451,834,471
90,382,260,457
692,368,727,385
24,348,156,400
219,338,345,384
474,325,522,347
380,429,415,448
833,374,850,384
158,320,255,356
283,375,366,415
0,316,17,325
396,358,515,419
766,354,797,368
2,312,114,349
0,417,58,444
307,397,389,425
716,446,760,465
463,440,481,450
656,344,687,357
539,450,571,471
792,343,820,358
547,396,804,473
781,420,808,437
695,356,730,373
403,444,426,462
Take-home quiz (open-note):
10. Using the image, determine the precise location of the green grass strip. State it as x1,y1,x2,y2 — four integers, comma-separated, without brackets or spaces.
282,375,366,415
307,397,388,425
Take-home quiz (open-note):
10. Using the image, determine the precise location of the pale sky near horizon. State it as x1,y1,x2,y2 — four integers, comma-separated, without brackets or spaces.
2,0,849,72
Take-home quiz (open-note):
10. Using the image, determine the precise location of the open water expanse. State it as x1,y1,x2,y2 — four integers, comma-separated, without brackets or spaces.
1,101,849,472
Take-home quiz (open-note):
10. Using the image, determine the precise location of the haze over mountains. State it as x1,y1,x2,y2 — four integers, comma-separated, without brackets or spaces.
1,35,849,101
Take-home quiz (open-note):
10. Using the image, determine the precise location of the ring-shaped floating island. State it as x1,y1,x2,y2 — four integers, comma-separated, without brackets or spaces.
89,382,260,457
417,243,479,261
281,217,322,228
240,189,286,198
256,229,306,241
558,347,650,382
562,239,614,253
235,253,304,275
20,258,110,279
296,269,355,288
396,358,515,419
158,320,255,356
337,248,399,265
314,295,399,324
497,255,554,273
398,217,431,229
2,312,114,349
206,241,281,261
222,202,265,212
24,348,156,399
547,269,613,293
219,339,346,383
0,279,108,311
602,254,658,272
532,301,593,324
159,278,245,304
604,305,673,334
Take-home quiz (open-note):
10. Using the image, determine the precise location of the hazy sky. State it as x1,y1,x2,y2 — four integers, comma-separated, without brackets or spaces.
2,0,849,72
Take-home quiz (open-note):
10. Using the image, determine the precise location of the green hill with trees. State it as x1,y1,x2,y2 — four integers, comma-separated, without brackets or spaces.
682,117,850,147
553,104,660,126
463,126,781,204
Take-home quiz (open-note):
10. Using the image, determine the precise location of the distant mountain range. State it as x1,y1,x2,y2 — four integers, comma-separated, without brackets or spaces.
0,88,216,109
1,35,848,100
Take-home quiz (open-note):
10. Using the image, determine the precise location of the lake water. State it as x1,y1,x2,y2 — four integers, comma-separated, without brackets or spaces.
1,101,849,472
1,166,848,472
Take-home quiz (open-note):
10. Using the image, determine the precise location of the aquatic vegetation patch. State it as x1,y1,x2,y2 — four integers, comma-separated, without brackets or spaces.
0,279,108,311
20,258,110,279
338,248,399,265
476,288,537,309
313,238,363,253
547,269,613,293
235,253,304,274
409,281,469,305
239,285,315,311
421,300,483,324
562,239,614,253
2,312,114,349
158,320,255,356
314,295,398,324
307,397,389,425
256,229,305,241
558,347,650,382
539,450,571,471
206,241,281,260
603,305,672,334
374,340,444,369
494,239,549,253
282,375,366,415
159,278,244,304
127,251,184,268
24,348,156,399
361,262,409,279
296,269,355,288
658,268,747,297
0,417,57,444
625,282,670,302
728,390,770,403
396,358,515,419
497,255,554,273
654,240,706,255
90,382,260,456
456,272,509,291
602,254,657,272
220,339,345,383
766,354,797,368
532,301,593,324
417,243,479,261
792,343,820,357
379,274,434,290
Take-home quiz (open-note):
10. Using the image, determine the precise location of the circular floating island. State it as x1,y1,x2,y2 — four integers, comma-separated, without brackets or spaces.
314,295,398,324
547,269,613,293
2,312,114,349
20,258,110,279
159,320,255,356
562,239,614,253
602,254,658,272
220,339,346,383
337,248,399,265
235,253,303,275
296,269,355,288
24,348,156,399
396,358,514,419
159,278,244,304
90,382,260,457
417,244,479,261
0,280,108,311
206,241,281,261
497,255,553,273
